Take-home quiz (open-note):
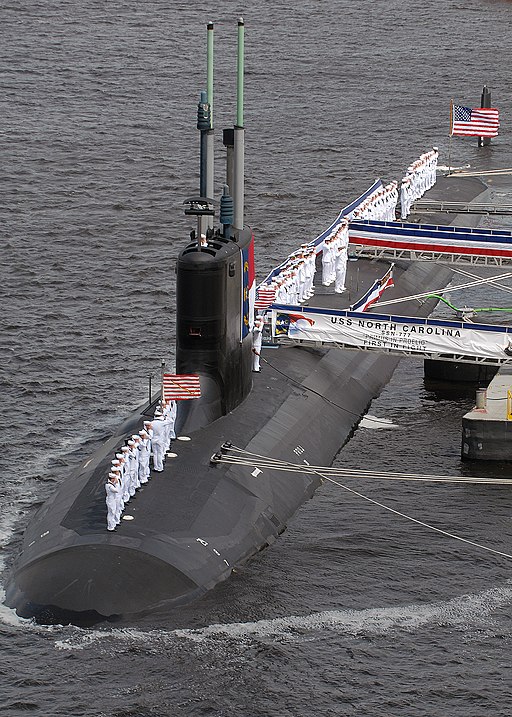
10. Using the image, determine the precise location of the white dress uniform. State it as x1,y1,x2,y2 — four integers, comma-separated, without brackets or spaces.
110,459,124,513
131,436,142,491
138,431,151,483
125,441,137,497
120,446,132,502
322,239,334,286
252,316,264,371
105,478,120,531
150,416,166,471
334,245,347,294
168,400,177,440
110,467,123,522
163,401,176,448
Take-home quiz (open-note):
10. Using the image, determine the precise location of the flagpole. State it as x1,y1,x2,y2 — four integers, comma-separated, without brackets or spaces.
160,358,166,404
448,99,453,176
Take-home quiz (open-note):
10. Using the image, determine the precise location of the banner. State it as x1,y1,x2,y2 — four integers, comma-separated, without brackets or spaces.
272,306,512,361
349,219,512,260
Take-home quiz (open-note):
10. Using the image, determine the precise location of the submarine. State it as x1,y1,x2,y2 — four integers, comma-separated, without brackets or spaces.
5,22,454,624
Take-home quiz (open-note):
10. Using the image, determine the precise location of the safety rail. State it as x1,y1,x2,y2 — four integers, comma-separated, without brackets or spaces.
412,200,512,215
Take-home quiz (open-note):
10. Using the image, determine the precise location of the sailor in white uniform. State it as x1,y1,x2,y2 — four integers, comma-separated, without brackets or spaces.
150,415,167,472
105,474,120,531
168,400,177,441
120,446,132,501
110,465,123,522
252,314,264,372
114,452,128,505
162,400,176,450
138,429,151,483
131,435,142,491
322,237,334,286
334,244,347,294
143,420,154,441
110,457,124,512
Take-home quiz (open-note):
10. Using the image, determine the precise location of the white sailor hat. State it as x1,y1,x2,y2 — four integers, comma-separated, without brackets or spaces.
139,429,149,437
143,420,152,426
131,434,140,441
127,440,135,446
121,445,130,451
111,459,120,465
108,473,117,479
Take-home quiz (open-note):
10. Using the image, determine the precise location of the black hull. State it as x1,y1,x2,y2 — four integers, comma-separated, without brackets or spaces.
5,259,452,624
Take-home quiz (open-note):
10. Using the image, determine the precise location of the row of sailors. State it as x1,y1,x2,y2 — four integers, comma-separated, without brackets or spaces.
347,181,399,222
321,220,349,293
104,399,177,531
400,147,439,219
266,243,317,305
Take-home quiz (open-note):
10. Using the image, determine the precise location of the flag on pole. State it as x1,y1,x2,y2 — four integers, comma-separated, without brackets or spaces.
254,284,277,310
350,265,394,312
451,105,500,137
162,374,201,401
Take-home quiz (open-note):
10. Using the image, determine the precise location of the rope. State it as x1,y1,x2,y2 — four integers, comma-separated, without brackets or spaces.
373,271,512,309
450,168,512,177
215,446,512,484
316,472,512,560
451,266,512,298
216,445,512,560
260,355,396,427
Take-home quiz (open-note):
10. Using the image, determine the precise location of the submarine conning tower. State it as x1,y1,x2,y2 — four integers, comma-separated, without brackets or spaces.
176,225,254,419
176,19,253,424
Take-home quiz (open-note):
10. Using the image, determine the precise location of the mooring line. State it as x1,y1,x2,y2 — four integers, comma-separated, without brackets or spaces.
215,445,512,560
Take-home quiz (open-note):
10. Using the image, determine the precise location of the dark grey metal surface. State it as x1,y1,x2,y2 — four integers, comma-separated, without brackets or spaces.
5,255,452,622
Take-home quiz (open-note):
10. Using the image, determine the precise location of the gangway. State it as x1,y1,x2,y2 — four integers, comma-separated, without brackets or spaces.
349,218,512,267
268,304,512,367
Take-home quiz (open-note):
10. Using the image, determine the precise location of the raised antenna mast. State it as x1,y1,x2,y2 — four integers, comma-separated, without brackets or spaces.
233,18,245,230
206,22,214,228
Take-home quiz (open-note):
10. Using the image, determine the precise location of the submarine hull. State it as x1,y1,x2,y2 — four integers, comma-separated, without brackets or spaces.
5,258,452,623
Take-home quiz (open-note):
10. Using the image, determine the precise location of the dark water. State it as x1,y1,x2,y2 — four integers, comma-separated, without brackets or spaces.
2,1,512,715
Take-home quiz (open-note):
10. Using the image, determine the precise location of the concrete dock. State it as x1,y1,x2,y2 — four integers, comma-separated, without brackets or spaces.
462,364,512,460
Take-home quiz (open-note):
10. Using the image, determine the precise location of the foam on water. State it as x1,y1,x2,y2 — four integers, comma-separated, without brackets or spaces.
359,415,398,429
41,583,512,652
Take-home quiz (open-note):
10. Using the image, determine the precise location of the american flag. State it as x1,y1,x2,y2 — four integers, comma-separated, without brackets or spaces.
350,265,394,312
451,105,500,138
254,284,277,310
162,374,201,401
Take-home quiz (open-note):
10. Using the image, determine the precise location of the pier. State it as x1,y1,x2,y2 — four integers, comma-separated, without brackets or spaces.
462,365,512,460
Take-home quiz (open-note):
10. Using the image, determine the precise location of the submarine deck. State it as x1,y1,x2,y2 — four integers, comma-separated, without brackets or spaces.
7,175,491,619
